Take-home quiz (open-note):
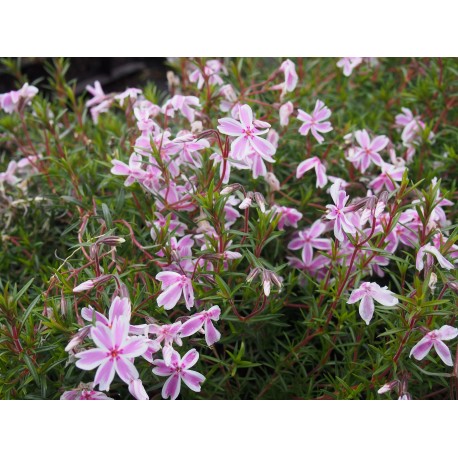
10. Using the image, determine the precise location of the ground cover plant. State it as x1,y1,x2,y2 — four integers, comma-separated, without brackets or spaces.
0,57,457,400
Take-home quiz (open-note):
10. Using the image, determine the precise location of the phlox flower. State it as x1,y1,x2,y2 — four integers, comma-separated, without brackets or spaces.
189,59,227,89
0,160,19,186
0,83,38,113
279,59,298,93
150,212,187,240
162,95,201,123
179,305,221,346
296,156,328,188
288,221,332,265
110,152,146,187
174,133,209,168
148,322,182,365
61,383,113,400
325,182,357,242
115,88,142,106
75,317,148,391
347,130,389,172
271,205,303,230
152,348,205,400
86,81,106,108
217,104,276,179
395,107,433,146
297,100,333,144
369,162,405,193
279,101,294,126
347,282,398,325
410,325,458,366
416,243,455,271
336,57,363,76
156,271,194,310
219,84,240,118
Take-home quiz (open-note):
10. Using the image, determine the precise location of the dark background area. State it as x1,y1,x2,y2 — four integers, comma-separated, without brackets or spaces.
0,57,169,94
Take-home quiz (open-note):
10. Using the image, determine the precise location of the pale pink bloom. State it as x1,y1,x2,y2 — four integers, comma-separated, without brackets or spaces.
81,295,131,328
73,275,111,293
75,317,148,391
336,58,363,76
148,322,183,365
347,282,398,325
288,221,332,265
296,156,328,188
162,95,201,123
115,88,142,106
348,130,388,172
180,305,221,346
410,325,458,366
416,243,455,271
174,134,209,168
369,162,405,193
128,379,149,400
110,152,146,187
217,104,276,179
395,108,433,146
0,160,19,186
265,172,281,191
90,99,112,124
272,205,303,230
325,182,357,242
297,100,333,144
189,59,227,89
279,59,298,93
0,83,38,113
152,348,205,400
267,129,280,149
86,81,106,108
279,101,294,126
61,383,113,400
156,271,194,310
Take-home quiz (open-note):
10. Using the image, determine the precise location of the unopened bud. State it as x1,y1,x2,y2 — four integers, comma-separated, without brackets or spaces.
377,380,399,394
239,192,254,210
378,191,389,204
65,325,91,352
265,172,281,192
428,272,438,292
246,267,261,283
220,183,243,196
262,270,271,296
447,281,458,294
254,192,267,213
191,121,203,134
73,275,112,293
97,235,126,247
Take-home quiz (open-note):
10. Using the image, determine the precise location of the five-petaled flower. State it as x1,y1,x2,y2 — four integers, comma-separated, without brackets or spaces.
347,282,399,325
297,100,333,144
156,271,195,310
348,129,389,172
179,305,221,346
152,348,205,400
410,325,458,366
296,156,328,188
75,317,148,391
416,243,455,272
325,182,357,242
288,221,331,265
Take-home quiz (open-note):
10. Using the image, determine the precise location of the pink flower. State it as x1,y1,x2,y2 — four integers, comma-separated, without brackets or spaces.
152,348,205,400
179,305,221,346
81,295,131,328
75,317,148,391
325,182,357,242
272,205,303,230
162,95,201,123
217,104,276,179
410,325,458,366
128,379,149,400
279,101,294,126
0,83,38,113
156,271,194,310
288,221,332,265
416,243,455,271
61,383,113,400
336,58,363,76
85,81,106,108
296,156,328,188
279,59,298,93
369,162,405,192
115,88,142,106
297,100,332,144
348,130,388,172
0,160,19,186
189,59,227,89
347,282,398,325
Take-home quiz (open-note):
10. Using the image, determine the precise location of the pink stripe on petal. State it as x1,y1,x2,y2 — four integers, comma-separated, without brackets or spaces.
204,320,221,346
410,336,433,361
433,340,453,366
182,370,205,392
115,357,139,384
239,104,253,127
112,317,129,348
217,118,244,136
162,373,181,400
157,282,183,310
91,323,113,351
437,325,458,341
94,359,116,391
359,295,375,325
181,348,199,369
75,349,107,370
152,360,174,376
122,337,148,358
180,315,206,337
